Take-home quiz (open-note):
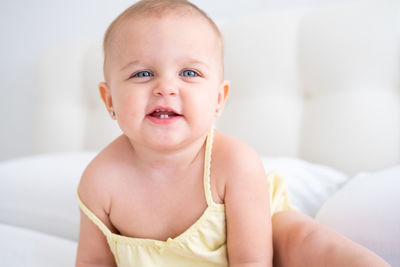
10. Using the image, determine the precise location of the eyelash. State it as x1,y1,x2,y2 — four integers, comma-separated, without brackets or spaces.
180,69,200,77
131,71,153,78
129,69,201,79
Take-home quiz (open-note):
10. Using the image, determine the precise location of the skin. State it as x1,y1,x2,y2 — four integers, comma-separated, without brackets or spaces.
272,211,391,267
76,12,272,267
101,13,226,154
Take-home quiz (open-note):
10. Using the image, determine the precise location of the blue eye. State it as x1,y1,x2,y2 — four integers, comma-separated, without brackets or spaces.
181,70,198,77
132,71,153,78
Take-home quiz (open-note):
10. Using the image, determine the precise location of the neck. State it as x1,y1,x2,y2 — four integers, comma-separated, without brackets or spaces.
127,132,209,178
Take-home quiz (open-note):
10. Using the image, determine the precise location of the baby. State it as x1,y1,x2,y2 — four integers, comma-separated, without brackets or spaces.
76,1,390,266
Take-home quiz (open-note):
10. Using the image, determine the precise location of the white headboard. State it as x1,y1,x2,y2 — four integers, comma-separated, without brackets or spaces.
34,2,400,175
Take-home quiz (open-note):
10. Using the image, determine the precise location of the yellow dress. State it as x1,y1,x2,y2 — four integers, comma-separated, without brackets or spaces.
77,128,294,266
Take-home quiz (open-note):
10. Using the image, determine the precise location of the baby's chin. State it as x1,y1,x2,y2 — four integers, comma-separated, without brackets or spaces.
145,137,188,153
135,127,187,148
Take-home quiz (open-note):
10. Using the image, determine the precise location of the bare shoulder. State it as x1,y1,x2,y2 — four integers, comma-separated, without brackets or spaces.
78,135,132,218
213,130,265,177
212,130,267,201
76,136,130,265
213,131,272,264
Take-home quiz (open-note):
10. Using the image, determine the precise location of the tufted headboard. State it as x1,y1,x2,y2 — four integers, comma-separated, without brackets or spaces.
34,2,400,175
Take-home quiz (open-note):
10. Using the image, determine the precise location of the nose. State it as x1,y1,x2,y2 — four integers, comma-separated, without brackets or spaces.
152,79,178,97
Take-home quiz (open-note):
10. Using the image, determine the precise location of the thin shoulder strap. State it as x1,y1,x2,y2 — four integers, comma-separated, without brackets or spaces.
76,191,112,237
203,127,215,206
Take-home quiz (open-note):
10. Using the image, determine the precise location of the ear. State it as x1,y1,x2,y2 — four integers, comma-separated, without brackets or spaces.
215,80,230,117
99,82,115,119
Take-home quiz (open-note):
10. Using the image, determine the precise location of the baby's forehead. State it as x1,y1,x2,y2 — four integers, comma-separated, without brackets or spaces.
103,7,224,80
110,12,222,49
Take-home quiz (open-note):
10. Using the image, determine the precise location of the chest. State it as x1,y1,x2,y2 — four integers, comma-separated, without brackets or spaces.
109,172,210,241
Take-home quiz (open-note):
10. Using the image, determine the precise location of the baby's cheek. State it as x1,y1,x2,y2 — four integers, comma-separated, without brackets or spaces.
197,93,218,117
119,90,142,107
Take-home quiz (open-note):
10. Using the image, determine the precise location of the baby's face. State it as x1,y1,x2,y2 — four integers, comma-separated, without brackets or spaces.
100,13,229,150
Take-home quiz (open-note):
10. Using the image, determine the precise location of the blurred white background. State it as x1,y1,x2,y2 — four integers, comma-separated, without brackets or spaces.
0,0,397,161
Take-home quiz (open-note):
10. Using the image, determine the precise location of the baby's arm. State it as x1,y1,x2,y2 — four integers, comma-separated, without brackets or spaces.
75,162,117,267
220,136,273,267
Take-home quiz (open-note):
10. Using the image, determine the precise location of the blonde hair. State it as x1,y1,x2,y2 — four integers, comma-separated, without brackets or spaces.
103,0,223,78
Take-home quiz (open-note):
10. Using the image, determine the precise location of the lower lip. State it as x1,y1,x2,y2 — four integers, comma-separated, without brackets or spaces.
146,115,183,125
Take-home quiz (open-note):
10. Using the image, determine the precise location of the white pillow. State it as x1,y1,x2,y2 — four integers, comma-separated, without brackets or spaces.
0,151,97,241
0,223,77,267
262,157,349,217
315,166,400,266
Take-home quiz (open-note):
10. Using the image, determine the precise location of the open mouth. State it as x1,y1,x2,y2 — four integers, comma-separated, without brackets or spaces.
147,108,183,121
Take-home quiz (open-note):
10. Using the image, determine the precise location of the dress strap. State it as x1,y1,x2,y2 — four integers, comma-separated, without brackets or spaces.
203,127,215,206
76,191,112,237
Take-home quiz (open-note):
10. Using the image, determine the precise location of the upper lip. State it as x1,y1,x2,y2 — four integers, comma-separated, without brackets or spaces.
147,106,182,116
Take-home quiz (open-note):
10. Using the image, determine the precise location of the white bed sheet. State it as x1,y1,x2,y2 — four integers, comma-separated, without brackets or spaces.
0,223,77,267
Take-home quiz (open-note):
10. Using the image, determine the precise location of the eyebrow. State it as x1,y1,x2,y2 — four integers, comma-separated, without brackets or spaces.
119,58,211,72
120,60,141,72
184,58,210,69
